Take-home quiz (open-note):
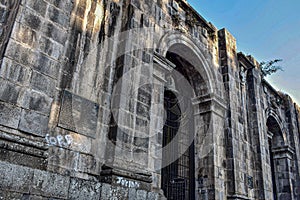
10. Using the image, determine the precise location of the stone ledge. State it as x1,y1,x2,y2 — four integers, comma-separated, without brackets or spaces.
100,165,152,191
0,161,160,200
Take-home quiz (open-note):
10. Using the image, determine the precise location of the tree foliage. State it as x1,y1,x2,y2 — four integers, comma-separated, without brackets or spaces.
260,59,283,77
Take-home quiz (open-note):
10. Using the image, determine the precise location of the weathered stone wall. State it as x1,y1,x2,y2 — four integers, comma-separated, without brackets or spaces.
0,0,299,199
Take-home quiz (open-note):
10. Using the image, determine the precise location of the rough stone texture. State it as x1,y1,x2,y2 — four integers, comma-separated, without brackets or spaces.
0,0,299,200
18,109,49,136
0,102,21,129
31,169,70,199
68,178,101,200
58,90,99,138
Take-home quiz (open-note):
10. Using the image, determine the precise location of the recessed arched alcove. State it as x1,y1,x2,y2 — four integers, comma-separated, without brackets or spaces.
267,115,292,200
160,42,215,200
267,116,285,148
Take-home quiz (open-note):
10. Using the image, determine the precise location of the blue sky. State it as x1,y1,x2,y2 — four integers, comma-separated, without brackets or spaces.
188,0,300,105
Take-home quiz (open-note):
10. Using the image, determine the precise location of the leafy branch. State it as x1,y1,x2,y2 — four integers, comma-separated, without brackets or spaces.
260,59,283,77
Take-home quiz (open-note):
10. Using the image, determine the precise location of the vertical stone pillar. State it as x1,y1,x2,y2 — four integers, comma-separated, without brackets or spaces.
194,101,211,199
219,28,252,199
246,67,270,199
148,53,174,192
193,95,226,200
283,97,300,199
271,146,294,199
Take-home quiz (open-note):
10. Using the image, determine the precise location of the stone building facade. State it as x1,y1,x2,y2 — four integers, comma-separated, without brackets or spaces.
0,0,300,199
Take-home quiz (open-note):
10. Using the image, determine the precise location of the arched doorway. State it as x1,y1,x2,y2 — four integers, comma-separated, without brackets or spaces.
160,44,211,200
267,116,292,199
154,33,225,199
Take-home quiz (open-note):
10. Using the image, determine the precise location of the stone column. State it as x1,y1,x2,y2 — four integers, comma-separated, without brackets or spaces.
148,52,175,192
219,29,254,199
271,146,294,200
193,94,226,200
246,67,270,199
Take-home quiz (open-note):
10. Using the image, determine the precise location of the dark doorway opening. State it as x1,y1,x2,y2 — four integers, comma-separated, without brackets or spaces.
268,138,278,200
161,90,195,200
267,116,290,199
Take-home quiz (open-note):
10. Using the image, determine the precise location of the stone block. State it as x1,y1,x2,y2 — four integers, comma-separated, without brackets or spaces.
110,186,128,199
24,0,48,17
0,102,21,129
136,102,150,119
137,88,151,105
134,136,149,149
147,192,159,200
5,39,34,66
19,7,42,30
0,79,21,104
136,189,147,200
0,57,32,85
11,22,37,47
20,89,53,115
30,71,56,97
128,188,137,199
47,5,69,27
100,183,111,200
41,21,67,45
31,170,70,199
0,161,14,190
118,110,134,129
68,178,101,200
18,109,49,136
135,117,150,134
133,148,148,166
32,52,60,79
11,164,34,193
0,161,34,193
47,147,78,172
0,191,24,199
47,0,73,14
0,146,47,170
58,90,99,138
76,153,97,173
142,51,151,63
37,36,63,60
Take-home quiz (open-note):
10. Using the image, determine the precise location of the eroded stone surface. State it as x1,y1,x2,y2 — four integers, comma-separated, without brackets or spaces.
68,178,101,200
0,0,299,200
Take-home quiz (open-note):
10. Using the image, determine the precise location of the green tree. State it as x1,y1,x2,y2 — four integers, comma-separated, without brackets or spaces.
260,59,283,77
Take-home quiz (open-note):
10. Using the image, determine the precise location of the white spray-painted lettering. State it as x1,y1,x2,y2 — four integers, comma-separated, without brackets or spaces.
116,176,140,188
45,134,73,147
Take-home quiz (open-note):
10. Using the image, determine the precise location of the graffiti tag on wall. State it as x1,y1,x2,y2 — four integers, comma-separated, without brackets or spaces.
45,134,73,147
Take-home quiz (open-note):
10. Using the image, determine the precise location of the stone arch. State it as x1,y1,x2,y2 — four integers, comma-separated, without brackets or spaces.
156,34,224,199
166,45,209,97
266,108,287,145
266,111,293,199
267,116,285,147
157,31,217,96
